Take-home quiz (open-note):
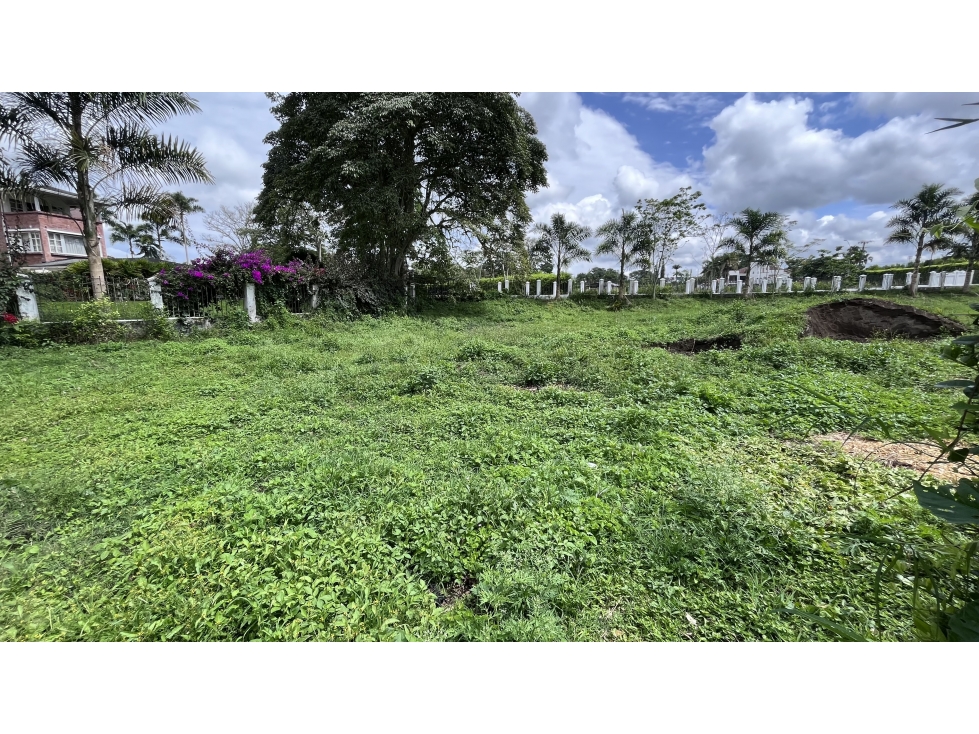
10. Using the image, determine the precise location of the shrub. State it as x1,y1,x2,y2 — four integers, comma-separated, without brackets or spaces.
68,299,128,344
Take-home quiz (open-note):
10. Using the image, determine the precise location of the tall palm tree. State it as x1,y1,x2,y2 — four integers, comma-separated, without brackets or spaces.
885,183,961,297
720,208,789,298
108,218,154,259
0,93,212,298
948,191,979,293
531,213,591,298
141,204,177,262
595,209,645,302
164,191,205,263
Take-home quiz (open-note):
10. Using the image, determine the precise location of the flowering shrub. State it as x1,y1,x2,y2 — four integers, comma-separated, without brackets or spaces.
3,313,18,324
157,248,391,318
158,248,315,301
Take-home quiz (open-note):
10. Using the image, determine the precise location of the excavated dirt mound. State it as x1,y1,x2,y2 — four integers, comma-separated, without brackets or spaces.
803,298,965,341
655,334,743,353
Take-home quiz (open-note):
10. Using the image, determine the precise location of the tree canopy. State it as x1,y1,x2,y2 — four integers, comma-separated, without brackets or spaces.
256,93,548,286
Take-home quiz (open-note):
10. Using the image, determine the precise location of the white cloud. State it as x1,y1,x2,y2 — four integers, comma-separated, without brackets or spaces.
519,92,696,271
701,94,979,214
623,93,722,116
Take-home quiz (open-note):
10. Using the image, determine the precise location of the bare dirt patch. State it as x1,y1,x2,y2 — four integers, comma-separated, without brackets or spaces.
803,298,964,341
812,432,971,482
430,577,477,608
653,334,743,354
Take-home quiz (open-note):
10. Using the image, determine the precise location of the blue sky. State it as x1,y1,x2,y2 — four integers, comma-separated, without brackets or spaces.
126,92,979,274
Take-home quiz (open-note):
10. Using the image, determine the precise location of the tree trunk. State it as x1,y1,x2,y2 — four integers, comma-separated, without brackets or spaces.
965,253,975,293
909,235,924,297
618,246,627,302
69,94,107,299
742,239,754,299
554,245,561,299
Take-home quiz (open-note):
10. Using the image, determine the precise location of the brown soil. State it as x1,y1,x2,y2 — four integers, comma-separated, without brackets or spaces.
812,432,970,482
803,298,964,341
654,334,743,354
430,577,476,608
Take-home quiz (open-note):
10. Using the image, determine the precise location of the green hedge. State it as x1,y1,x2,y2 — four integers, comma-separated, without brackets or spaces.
863,259,972,276
65,258,174,279
479,272,573,292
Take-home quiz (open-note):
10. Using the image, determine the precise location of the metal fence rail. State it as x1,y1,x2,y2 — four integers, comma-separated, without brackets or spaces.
161,281,224,318
30,274,155,321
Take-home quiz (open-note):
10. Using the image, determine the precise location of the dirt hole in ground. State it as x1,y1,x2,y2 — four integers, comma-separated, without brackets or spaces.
429,577,477,608
803,298,965,341
654,334,743,354
812,432,972,482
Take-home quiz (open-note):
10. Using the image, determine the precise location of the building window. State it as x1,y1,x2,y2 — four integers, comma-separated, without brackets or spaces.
39,200,67,215
9,198,36,212
10,230,42,252
47,232,87,256
24,231,42,252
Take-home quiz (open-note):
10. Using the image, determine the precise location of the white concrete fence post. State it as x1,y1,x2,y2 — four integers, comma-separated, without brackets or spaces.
761,280,768,294
147,275,165,311
858,275,866,292
905,272,913,286
567,278,573,296
504,278,509,291
598,279,604,295
939,271,947,290
536,279,541,297
409,284,415,300
525,281,530,297
881,273,893,291
659,278,666,289
552,280,557,298
832,276,842,292
244,282,259,322
15,274,40,321
685,277,695,295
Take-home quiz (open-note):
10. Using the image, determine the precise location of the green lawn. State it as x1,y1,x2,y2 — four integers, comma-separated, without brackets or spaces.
1,292,974,640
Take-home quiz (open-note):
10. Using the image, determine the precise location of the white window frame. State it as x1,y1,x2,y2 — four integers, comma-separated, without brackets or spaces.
13,229,44,252
46,231,87,256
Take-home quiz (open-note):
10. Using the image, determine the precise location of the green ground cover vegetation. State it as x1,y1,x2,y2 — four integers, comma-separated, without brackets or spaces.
1,292,975,640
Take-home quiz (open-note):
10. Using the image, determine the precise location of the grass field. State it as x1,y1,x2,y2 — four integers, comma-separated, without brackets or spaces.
1,292,975,640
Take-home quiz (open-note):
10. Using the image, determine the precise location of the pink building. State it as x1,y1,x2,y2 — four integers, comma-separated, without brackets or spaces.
0,187,107,268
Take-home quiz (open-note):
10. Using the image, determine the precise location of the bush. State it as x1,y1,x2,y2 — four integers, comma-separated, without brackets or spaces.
67,299,128,344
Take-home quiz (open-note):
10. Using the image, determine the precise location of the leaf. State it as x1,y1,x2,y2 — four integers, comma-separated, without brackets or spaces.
781,609,868,641
948,601,979,641
912,479,979,524
935,380,975,389
953,335,979,345
948,447,969,463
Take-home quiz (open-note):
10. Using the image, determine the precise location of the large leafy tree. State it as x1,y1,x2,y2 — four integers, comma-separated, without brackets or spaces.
637,187,706,296
720,208,790,297
885,183,961,296
530,213,591,297
256,93,548,286
0,93,212,298
595,209,646,302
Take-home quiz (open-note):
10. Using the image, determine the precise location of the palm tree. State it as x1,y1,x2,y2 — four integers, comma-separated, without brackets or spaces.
141,204,177,262
108,218,154,259
720,208,789,298
531,213,591,298
164,191,205,264
595,209,645,302
0,93,212,298
885,183,961,297
948,191,979,293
